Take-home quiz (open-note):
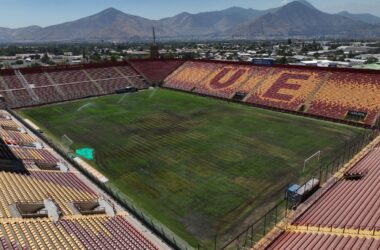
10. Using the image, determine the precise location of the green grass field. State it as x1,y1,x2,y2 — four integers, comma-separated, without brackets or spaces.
19,89,365,247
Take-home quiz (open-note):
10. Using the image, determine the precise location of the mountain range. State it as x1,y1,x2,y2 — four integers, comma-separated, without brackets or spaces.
0,0,380,42
231,1,380,39
338,11,380,25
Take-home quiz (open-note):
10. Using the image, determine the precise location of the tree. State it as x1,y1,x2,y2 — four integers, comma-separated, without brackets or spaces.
366,57,378,64
29,62,41,68
14,60,24,65
90,52,101,62
110,55,118,62
327,55,337,61
338,55,346,62
41,53,50,64
82,49,88,62
276,56,288,64
4,62,11,69
182,52,195,60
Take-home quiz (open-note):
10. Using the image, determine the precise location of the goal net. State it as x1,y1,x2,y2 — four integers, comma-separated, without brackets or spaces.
303,151,321,172
61,134,73,152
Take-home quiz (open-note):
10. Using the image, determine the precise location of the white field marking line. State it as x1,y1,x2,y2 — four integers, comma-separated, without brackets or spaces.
148,89,157,99
117,94,128,104
77,102,93,112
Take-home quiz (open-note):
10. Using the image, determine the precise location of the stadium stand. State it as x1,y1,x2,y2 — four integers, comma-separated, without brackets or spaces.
245,67,329,111
49,68,89,84
0,129,35,146
85,67,122,80
266,231,380,249
129,59,184,84
308,71,380,124
33,86,64,104
5,89,37,108
0,118,20,131
0,215,158,249
58,215,158,250
165,61,248,98
0,110,162,249
0,62,148,108
0,73,24,89
59,82,100,100
293,146,380,231
0,171,97,217
4,146,58,164
1,60,378,126
96,78,131,94
164,60,380,126
23,71,51,87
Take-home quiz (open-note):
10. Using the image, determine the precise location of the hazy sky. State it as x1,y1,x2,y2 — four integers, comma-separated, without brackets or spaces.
1,0,380,28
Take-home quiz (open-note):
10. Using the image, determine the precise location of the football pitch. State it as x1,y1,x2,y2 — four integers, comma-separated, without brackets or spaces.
19,88,366,247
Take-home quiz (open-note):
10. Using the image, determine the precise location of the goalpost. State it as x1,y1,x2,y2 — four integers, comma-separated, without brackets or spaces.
61,134,73,152
303,151,321,172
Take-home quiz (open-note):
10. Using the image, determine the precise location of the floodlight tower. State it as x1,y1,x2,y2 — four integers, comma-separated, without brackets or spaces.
150,27,159,59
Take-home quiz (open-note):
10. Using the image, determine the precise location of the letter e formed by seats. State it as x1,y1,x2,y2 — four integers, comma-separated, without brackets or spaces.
263,73,310,101
209,68,247,89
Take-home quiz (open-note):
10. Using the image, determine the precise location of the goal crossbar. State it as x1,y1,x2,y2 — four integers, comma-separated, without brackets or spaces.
303,151,321,172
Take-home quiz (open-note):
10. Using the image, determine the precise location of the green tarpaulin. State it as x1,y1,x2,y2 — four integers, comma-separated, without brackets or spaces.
76,148,94,160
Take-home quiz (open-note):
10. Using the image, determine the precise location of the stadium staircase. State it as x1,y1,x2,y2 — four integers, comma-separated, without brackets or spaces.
82,70,105,94
228,68,261,99
113,66,137,86
44,72,67,100
127,63,152,84
14,70,40,103
302,72,332,112
165,60,187,79
0,76,18,106
243,68,276,102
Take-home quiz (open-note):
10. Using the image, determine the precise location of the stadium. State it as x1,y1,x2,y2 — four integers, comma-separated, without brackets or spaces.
0,57,378,250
